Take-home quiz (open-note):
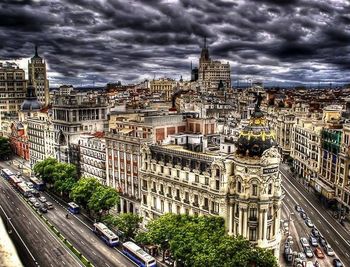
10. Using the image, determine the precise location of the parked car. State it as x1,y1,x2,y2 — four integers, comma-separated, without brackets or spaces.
25,181,34,188
44,202,54,209
29,197,36,204
33,202,41,208
319,236,327,247
309,235,318,246
301,212,307,220
333,259,343,267
305,218,314,228
39,206,48,213
297,252,306,261
312,228,320,237
324,244,335,256
38,196,47,203
314,247,325,258
304,245,314,258
31,190,40,197
295,205,302,212
300,237,309,247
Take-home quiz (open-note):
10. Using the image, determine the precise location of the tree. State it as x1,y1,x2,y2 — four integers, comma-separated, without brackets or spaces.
70,177,102,209
0,137,11,160
33,157,58,184
137,214,278,267
52,162,77,195
87,186,120,216
101,214,118,228
114,213,142,240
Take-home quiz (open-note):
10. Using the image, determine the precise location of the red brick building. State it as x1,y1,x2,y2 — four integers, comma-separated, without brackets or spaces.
9,122,30,160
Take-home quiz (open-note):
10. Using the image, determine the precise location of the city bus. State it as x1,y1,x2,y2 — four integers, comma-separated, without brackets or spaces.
122,241,157,267
1,169,15,180
29,176,45,191
68,202,80,214
93,222,119,247
17,182,32,197
8,175,22,187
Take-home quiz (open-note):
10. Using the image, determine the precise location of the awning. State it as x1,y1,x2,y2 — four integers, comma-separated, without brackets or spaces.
119,128,133,134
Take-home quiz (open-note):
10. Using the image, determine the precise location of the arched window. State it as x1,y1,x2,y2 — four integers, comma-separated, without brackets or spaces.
268,183,272,195
237,181,242,193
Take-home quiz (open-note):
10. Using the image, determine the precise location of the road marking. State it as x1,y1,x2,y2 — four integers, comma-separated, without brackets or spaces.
90,238,95,242
105,263,111,267
318,220,321,224
7,195,9,199
62,261,66,265
92,251,96,256
80,229,84,233
11,201,14,204
50,264,54,267
310,211,314,215
335,240,339,245
43,239,47,243
281,170,350,249
35,230,39,234
16,207,19,211
346,253,350,257
326,229,329,234
81,241,85,245
28,222,31,225
70,231,75,236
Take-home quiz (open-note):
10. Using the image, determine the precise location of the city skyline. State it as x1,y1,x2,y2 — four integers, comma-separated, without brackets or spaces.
1,0,350,87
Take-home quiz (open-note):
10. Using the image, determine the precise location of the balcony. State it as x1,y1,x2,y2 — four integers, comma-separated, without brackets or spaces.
249,217,258,221
211,210,219,215
174,196,181,201
202,205,209,210
151,188,157,193
158,191,164,195
183,199,190,204
267,215,273,220
141,186,148,191
192,202,199,207
166,193,172,198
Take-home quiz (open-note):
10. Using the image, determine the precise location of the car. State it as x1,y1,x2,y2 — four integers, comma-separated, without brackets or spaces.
301,212,307,219
306,261,314,267
304,245,314,258
319,236,327,247
297,252,306,261
33,202,41,208
305,218,314,228
309,235,318,246
45,202,54,209
38,196,47,203
333,259,343,267
311,228,320,237
39,206,48,213
31,190,40,197
324,244,335,256
314,247,325,258
25,181,34,188
295,205,302,212
300,237,309,247
29,197,36,204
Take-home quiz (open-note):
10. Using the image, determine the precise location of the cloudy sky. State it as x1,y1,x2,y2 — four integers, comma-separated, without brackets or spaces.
1,0,350,87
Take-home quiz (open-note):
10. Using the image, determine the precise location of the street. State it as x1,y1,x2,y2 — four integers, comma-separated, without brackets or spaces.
0,173,82,267
280,163,350,267
0,160,136,267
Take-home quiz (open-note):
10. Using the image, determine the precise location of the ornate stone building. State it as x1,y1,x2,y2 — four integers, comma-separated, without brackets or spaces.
139,95,283,257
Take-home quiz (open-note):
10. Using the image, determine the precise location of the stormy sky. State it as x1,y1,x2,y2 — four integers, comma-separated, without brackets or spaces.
1,0,350,87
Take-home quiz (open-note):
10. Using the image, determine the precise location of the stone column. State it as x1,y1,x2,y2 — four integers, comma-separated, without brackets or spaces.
242,207,248,238
238,206,243,235
258,210,263,240
263,209,268,240
229,205,233,235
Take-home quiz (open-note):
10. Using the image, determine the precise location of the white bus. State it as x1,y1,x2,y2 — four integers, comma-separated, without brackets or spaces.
17,182,32,197
93,222,119,247
122,241,157,267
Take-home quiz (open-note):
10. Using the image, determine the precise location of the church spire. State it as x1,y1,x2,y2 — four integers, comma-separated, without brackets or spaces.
204,36,207,48
35,45,38,57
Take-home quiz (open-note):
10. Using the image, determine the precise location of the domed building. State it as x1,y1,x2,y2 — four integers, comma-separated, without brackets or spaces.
21,80,42,113
227,92,283,258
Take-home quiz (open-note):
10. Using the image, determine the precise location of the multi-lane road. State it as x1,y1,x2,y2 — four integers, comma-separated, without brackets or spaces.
280,163,350,267
0,161,136,267
0,170,82,267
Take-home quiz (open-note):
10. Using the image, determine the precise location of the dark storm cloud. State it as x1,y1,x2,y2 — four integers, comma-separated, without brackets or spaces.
1,0,350,86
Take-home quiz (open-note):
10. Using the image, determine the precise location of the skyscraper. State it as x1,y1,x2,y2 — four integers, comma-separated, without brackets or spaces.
198,37,231,91
28,46,49,105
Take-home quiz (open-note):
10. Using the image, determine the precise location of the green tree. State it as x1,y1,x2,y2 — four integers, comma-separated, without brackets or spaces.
137,214,278,267
70,177,102,209
0,137,11,160
114,213,142,240
101,214,118,228
33,157,58,184
87,186,119,216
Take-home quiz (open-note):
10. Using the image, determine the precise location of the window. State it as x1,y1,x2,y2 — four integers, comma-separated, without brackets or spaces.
268,183,272,195
215,180,220,190
168,202,172,213
195,175,199,183
249,208,257,220
161,166,164,173
176,205,180,214
252,184,258,196
205,177,209,185
177,170,180,177
160,184,164,194
237,181,241,193
249,227,257,241
168,187,172,196
194,194,198,205
267,225,271,240
185,172,189,181
185,192,189,202
161,200,164,212
176,189,180,198
203,198,209,210
152,182,156,191
142,195,147,205
153,197,157,209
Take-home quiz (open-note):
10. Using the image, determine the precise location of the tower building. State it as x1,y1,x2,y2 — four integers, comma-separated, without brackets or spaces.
28,46,49,105
198,37,231,91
